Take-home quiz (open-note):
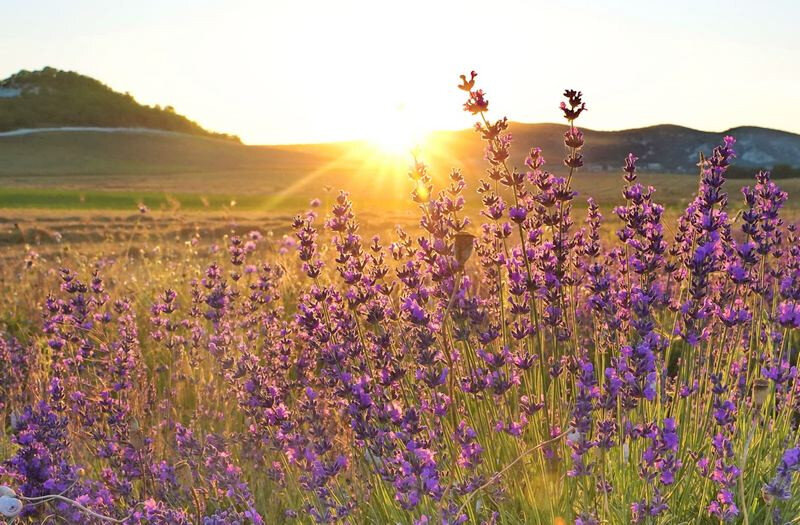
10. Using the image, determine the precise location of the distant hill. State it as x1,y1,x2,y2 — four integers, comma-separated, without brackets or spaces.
273,123,800,178
421,123,800,178
1,123,799,184
0,67,798,182
0,67,239,142
0,129,318,176
1,127,799,213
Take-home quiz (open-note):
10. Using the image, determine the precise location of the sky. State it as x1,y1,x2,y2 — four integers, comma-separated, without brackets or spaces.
2,0,799,145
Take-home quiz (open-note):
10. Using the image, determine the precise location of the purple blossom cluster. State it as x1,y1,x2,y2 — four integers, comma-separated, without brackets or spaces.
0,71,799,524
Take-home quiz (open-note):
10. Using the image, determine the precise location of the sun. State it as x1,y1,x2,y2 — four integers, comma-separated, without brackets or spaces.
367,104,430,160
370,125,425,158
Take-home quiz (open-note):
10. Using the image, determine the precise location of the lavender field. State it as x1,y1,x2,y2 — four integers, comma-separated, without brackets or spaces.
1,73,799,524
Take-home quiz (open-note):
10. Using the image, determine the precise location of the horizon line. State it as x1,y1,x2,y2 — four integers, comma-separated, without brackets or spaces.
250,121,800,147
2,122,799,148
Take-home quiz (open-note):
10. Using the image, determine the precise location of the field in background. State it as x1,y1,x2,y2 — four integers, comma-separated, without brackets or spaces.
3,172,800,211
2,128,799,256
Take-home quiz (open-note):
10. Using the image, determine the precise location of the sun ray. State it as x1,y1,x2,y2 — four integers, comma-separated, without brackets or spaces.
264,104,447,214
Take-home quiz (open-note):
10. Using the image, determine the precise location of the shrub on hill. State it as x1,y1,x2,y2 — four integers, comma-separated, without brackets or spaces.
0,67,239,142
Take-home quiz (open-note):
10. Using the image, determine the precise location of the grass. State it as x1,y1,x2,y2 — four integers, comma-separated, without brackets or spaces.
0,187,307,212
2,129,799,219
1,171,798,523
1,131,800,523
2,172,799,212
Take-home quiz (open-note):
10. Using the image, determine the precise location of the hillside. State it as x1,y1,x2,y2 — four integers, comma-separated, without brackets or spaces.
421,123,800,177
0,123,799,195
2,123,799,183
0,129,315,176
0,66,798,200
1,67,798,179
0,67,239,142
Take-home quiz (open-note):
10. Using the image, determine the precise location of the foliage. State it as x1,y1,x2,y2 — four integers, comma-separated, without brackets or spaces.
0,67,239,142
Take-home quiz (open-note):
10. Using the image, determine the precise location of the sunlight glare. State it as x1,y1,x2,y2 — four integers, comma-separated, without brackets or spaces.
367,104,430,161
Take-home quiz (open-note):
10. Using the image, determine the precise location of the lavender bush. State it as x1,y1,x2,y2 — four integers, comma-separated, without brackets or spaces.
1,72,799,524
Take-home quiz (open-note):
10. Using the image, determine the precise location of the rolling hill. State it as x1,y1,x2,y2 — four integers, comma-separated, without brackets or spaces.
4,123,798,178
1,68,799,203
420,123,800,177
0,67,239,141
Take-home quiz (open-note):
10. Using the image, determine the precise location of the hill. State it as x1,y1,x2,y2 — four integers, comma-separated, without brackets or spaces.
0,67,239,142
1,125,799,216
0,129,314,177
421,123,800,177
1,122,799,184
0,67,797,178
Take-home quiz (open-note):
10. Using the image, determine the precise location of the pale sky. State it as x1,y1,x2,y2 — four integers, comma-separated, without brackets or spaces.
2,0,799,145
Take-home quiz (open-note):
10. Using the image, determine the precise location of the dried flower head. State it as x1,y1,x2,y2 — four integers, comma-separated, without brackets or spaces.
454,232,476,267
464,90,489,114
458,71,477,91
560,89,587,121
752,378,769,409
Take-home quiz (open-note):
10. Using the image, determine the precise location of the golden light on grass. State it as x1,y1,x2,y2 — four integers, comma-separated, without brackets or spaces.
261,104,466,213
